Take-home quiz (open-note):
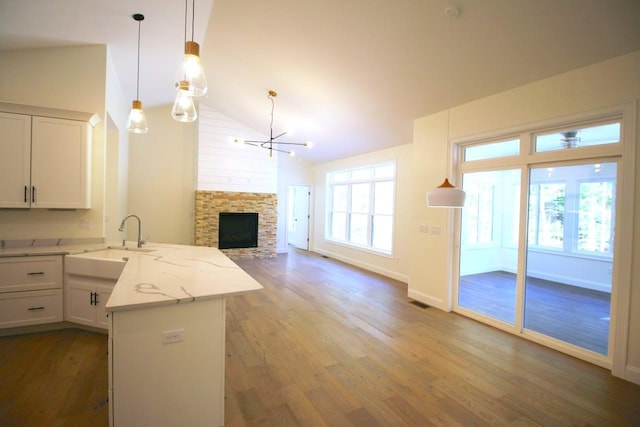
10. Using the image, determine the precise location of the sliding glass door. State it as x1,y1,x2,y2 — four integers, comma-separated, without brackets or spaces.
456,119,622,360
525,162,616,355
458,169,521,325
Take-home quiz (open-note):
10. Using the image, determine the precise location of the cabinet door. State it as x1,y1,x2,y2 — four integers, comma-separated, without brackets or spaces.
31,116,91,209
65,282,96,327
95,286,113,329
0,112,31,208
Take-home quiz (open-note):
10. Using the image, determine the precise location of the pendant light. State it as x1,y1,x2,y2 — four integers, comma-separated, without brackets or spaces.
174,0,207,98
171,80,198,122
127,13,149,134
426,7,465,208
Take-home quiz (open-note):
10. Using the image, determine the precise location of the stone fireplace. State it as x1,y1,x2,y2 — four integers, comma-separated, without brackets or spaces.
194,191,277,259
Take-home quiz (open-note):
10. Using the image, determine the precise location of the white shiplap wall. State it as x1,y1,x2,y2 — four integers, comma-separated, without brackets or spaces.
198,104,278,193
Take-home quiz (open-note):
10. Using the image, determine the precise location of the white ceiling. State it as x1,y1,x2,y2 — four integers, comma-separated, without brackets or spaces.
1,0,640,164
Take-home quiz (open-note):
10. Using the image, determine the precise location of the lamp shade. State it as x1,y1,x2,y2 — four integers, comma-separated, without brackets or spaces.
126,100,148,134
171,82,198,122
174,41,207,97
426,178,466,208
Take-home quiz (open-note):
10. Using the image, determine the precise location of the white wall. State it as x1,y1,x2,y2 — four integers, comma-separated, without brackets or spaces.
312,144,413,282
0,45,108,241
198,105,277,194
126,104,197,245
410,50,640,383
104,49,130,243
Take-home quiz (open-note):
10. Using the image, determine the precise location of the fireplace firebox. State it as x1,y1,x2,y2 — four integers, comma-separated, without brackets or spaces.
218,212,259,249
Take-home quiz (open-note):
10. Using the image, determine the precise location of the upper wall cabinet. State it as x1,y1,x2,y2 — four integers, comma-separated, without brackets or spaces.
0,103,99,209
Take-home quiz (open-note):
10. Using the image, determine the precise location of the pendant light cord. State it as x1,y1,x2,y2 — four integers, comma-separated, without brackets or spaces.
269,93,275,138
183,0,195,42
184,0,188,44
191,0,195,41
136,16,142,101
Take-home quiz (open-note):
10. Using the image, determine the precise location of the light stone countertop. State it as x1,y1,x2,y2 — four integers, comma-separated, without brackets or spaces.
103,243,263,312
0,241,263,313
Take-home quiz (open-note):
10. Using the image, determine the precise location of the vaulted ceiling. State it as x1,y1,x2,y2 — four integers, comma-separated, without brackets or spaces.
1,0,640,163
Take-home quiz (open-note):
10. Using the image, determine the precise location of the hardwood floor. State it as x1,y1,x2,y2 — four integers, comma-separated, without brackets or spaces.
0,328,108,427
459,271,610,354
1,248,639,426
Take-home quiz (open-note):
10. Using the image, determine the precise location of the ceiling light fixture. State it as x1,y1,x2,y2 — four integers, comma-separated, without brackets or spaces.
560,131,580,149
426,7,466,208
234,91,313,158
174,0,207,98
126,13,149,134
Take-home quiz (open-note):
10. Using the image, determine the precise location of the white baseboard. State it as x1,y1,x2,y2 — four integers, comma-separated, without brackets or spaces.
312,247,409,283
407,288,449,312
623,364,640,385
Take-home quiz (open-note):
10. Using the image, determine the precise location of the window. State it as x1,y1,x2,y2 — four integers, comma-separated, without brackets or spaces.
326,162,396,254
528,162,616,257
534,122,620,153
528,182,565,249
464,138,520,161
577,180,614,254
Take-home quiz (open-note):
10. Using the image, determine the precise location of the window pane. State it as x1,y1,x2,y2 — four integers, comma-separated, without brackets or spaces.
374,181,394,215
374,164,395,178
330,212,347,241
578,180,614,254
529,183,565,248
352,167,371,180
351,183,369,213
372,215,393,251
333,185,348,211
461,170,500,245
535,122,620,153
464,139,520,161
332,171,350,183
349,213,368,245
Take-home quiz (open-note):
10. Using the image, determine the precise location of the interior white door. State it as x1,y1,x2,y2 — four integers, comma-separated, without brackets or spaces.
289,185,310,250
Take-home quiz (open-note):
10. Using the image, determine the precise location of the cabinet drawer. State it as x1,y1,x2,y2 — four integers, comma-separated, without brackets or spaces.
0,289,63,329
0,256,62,292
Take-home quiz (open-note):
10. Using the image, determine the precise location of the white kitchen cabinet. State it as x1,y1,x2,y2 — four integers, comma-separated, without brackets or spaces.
0,112,31,208
0,103,98,209
0,255,63,329
64,275,116,329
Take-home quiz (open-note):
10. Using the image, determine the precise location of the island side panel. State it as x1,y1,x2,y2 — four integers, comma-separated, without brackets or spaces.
110,297,225,427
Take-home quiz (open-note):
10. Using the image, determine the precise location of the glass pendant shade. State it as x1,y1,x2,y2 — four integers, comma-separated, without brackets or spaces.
426,179,466,208
127,100,148,134
172,82,198,122
174,41,207,97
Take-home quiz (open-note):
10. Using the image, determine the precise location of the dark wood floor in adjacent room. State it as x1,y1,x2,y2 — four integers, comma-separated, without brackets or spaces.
1,247,639,426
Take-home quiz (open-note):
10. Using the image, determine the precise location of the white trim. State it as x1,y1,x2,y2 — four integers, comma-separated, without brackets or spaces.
407,288,448,311
452,102,636,379
312,247,408,284
611,101,637,382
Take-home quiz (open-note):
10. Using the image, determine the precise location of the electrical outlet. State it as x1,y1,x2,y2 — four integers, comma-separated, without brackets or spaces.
430,225,441,235
418,224,428,233
162,329,184,344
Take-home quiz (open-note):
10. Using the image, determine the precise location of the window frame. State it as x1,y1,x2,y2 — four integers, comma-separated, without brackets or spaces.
325,161,396,256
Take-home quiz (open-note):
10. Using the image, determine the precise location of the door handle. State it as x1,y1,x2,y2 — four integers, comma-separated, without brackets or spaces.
32,186,36,203
28,306,45,311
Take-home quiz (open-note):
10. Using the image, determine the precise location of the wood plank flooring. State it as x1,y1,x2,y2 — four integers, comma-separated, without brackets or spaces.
459,271,610,354
1,247,639,426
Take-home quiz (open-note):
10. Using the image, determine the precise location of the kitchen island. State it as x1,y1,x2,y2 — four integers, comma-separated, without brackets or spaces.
102,243,263,427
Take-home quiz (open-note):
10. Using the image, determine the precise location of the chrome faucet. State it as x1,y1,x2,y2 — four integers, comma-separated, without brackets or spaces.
118,214,143,248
